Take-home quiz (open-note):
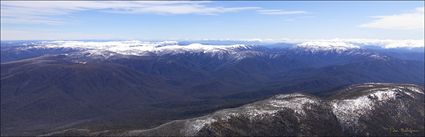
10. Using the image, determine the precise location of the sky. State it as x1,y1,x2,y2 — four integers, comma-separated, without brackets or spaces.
1,1,424,40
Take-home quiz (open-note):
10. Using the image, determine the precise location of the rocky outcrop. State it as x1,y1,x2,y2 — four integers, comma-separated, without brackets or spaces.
116,83,424,136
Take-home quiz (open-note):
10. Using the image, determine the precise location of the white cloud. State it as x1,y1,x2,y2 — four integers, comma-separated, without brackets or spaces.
1,29,119,40
0,1,260,25
257,9,307,15
0,1,307,25
359,7,424,30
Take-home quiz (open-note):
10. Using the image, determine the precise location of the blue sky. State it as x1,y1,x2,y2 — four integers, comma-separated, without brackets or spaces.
1,1,424,40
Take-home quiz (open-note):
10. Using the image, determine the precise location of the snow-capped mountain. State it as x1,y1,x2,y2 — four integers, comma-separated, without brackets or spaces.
16,40,253,59
296,39,423,50
43,83,424,136
3,39,423,60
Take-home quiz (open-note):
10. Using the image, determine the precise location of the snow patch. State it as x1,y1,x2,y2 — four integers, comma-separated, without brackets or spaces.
185,117,217,136
269,96,317,115
275,93,306,99
332,96,373,131
407,87,424,94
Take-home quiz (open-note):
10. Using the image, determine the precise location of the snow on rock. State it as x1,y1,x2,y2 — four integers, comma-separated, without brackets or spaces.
238,93,318,118
184,117,217,136
330,86,421,131
120,84,423,136
407,87,424,94
268,94,318,115
182,93,319,135
184,87,421,135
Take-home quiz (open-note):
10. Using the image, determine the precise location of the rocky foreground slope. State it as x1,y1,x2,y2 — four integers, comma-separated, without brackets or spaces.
44,83,424,136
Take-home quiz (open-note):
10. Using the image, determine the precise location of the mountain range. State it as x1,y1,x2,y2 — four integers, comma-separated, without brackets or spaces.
1,40,424,136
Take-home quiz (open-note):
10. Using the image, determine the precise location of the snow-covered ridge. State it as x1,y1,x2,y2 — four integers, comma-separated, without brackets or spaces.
331,86,423,132
183,93,319,135
343,39,424,49
24,39,424,51
182,84,423,136
119,84,423,136
192,39,424,50
331,88,398,129
27,40,251,57
16,39,423,58
297,40,360,51
295,39,424,51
